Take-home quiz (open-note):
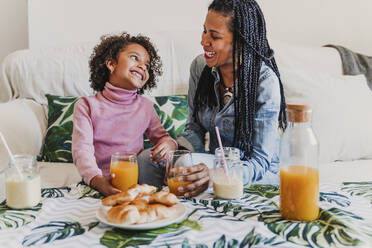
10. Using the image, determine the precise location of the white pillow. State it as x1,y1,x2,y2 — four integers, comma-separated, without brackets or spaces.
0,43,95,103
270,40,343,76
281,67,372,163
0,99,47,172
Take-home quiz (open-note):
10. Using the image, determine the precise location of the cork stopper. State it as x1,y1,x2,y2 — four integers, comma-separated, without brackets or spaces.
286,104,312,123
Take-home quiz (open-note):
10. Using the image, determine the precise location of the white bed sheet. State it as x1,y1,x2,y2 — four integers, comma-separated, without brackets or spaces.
320,159,372,184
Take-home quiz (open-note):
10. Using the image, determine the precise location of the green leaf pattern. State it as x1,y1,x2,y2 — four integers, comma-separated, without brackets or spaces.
258,208,367,247
319,192,351,207
185,183,372,247
244,184,280,198
40,94,189,161
76,181,104,199
144,95,188,149
100,218,201,248
39,94,79,163
342,182,372,204
0,182,371,247
22,221,85,246
41,187,71,198
0,201,42,230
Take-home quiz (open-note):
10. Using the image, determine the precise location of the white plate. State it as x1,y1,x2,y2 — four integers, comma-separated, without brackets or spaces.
96,203,187,230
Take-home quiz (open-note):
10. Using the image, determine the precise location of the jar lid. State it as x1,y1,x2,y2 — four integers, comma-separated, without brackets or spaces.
286,104,312,123
215,147,240,160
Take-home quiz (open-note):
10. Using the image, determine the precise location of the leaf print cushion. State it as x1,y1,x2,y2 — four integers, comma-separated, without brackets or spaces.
143,95,188,149
39,94,189,162
39,94,79,163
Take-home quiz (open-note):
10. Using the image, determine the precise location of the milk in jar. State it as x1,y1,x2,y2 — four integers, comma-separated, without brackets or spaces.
5,155,41,209
212,147,244,199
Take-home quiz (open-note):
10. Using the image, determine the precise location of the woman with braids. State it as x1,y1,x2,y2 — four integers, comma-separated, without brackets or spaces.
175,0,286,197
72,33,177,196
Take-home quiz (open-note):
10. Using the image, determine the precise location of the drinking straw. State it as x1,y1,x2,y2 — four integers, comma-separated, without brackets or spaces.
215,127,229,180
0,132,23,180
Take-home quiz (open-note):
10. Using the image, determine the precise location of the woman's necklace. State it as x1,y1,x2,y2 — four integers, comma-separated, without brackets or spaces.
220,80,233,106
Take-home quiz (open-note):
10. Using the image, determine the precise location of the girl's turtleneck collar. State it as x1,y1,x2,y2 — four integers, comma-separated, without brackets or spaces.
101,82,138,104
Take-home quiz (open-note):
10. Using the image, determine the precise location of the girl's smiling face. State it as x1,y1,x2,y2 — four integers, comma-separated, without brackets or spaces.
106,43,150,90
201,10,233,70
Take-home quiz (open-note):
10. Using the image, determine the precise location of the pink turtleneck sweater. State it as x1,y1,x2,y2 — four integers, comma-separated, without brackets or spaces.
72,82,176,185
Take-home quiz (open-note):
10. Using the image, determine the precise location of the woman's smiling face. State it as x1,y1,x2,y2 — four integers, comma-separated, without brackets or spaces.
201,10,233,70
107,43,150,90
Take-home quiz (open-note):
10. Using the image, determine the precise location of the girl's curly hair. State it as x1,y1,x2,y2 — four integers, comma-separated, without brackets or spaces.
89,32,162,94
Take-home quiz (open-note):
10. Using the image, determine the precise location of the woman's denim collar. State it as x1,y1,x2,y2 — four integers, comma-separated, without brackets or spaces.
210,67,238,97
211,67,220,83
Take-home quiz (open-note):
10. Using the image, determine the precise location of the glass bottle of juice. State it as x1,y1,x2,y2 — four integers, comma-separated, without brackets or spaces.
279,104,319,221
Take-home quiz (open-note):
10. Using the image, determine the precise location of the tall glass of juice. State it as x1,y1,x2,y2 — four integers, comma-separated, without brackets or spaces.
279,104,319,221
166,150,193,196
110,152,138,191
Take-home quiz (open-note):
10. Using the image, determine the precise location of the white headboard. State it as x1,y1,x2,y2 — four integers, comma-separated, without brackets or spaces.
29,0,372,54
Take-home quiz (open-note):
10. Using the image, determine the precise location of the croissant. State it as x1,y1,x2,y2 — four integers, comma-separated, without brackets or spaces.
102,184,181,225
149,191,179,206
130,197,149,210
136,204,177,224
150,203,177,219
133,184,157,195
102,184,156,206
136,205,158,224
107,205,141,224
106,202,177,224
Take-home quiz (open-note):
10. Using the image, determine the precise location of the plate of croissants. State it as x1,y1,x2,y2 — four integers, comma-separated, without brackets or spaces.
96,184,187,230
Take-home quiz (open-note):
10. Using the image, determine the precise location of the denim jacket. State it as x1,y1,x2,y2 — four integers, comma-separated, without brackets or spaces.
177,54,281,185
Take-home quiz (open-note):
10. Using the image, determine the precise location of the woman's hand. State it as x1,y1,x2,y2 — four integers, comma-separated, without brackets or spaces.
172,163,210,197
90,174,121,196
150,140,177,165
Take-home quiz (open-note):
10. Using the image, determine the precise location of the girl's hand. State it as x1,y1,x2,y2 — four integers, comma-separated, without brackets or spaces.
172,163,210,197
90,174,121,196
150,140,177,165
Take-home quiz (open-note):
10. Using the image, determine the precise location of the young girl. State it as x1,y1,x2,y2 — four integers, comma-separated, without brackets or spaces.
72,33,177,196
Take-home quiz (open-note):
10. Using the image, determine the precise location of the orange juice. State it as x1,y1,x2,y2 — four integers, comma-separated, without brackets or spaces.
280,165,319,221
110,161,138,191
167,177,192,196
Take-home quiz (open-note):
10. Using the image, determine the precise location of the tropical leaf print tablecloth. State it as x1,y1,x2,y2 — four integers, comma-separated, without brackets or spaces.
0,182,371,248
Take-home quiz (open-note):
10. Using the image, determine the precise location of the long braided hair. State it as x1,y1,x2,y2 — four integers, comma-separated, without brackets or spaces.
193,0,286,159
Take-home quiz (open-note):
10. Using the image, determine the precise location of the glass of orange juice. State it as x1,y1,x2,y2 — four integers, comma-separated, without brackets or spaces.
166,150,193,196
110,152,138,191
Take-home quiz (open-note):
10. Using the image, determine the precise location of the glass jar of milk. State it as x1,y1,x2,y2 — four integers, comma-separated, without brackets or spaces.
5,155,41,209
212,147,243,199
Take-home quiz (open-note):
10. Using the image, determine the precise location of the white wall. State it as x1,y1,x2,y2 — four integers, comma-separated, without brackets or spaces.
28,0,210,48
0,0,28,64
28,0,372,54
258,0,371,54
1,0,371,64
